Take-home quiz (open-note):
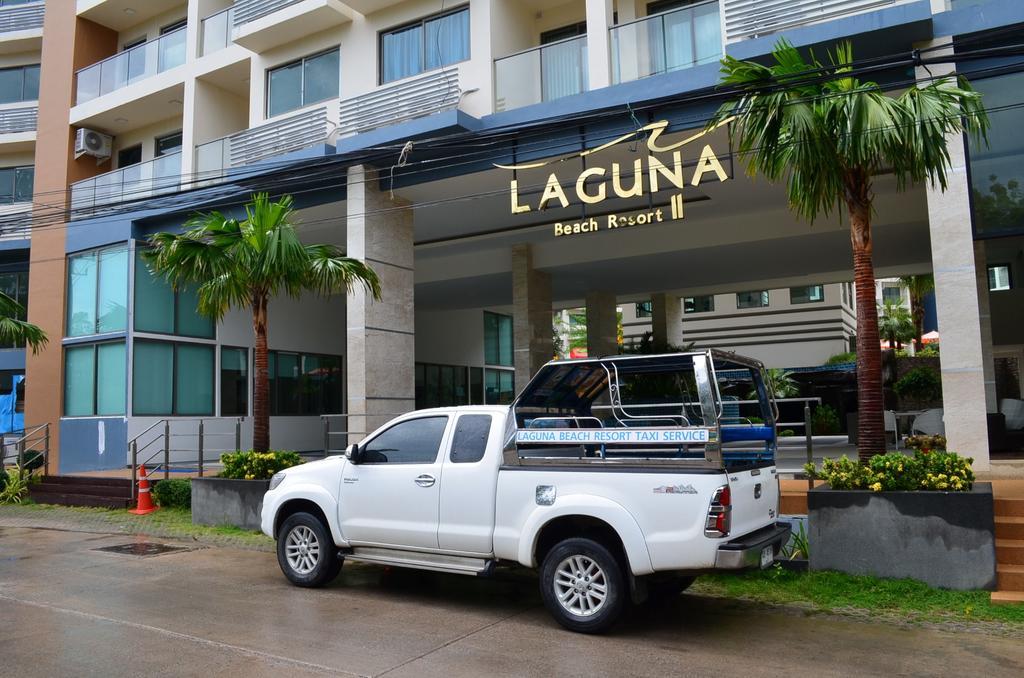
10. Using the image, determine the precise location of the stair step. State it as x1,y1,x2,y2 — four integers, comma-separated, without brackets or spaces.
994,498,1024,518
28,491,133,509
990,590,1024,605
996,540,1024,566
31,482,131,498
39,475,132,489
995,517,1024,541
997,564,1024,592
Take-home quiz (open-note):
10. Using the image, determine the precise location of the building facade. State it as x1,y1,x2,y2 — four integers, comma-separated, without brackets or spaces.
2,0,1022,473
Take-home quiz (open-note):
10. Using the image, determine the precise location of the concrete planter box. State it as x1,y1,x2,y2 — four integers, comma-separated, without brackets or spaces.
808,483,996,590
191,477,270,531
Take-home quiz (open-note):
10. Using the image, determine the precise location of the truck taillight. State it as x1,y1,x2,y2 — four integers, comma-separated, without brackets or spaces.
704,484,732,538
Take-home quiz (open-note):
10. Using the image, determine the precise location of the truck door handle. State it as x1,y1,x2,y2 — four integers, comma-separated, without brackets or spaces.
414,474,436,488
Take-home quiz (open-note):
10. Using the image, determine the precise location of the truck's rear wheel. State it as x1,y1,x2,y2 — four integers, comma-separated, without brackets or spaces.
540,537,626,634
277,512,342,588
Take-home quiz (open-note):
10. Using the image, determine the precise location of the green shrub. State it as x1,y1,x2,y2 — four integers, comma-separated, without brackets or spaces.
825,352,857,365
805,450,974,492
219,450,303,480
748,416,764,425
0,467,34,504
811,405,841,435
153,478,192,509
893,366,942,401
905,434,946,452
0,467,7,491
778,429,796,437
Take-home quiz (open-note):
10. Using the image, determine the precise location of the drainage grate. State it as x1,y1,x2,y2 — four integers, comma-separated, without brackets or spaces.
94,542,190,557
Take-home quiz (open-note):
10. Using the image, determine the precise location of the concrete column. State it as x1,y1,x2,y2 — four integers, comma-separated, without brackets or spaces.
512,245,553,391
585,0,613,90
585,291,618,357
651,293,683,350
346,165,415,442
919,59,992,470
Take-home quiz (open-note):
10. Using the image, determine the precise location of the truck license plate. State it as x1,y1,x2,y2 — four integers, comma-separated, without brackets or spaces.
759,546,774,569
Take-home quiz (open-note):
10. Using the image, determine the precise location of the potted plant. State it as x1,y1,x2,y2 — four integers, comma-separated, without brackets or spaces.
804,452,996,590
191,451,303,530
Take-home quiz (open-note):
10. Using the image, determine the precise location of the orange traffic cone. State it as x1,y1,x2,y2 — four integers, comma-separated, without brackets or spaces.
129,464,158,515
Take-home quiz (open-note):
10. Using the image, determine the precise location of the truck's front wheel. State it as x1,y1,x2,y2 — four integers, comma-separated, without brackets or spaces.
540,537,626,634
277,512,342,587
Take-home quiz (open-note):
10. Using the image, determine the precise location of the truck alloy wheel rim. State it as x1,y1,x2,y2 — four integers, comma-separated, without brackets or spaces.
553,555,608,617
285,525,320,575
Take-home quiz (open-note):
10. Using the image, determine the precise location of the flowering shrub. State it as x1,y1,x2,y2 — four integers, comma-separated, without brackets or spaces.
219,450,303,480
904,434,946,452
805,450,974,492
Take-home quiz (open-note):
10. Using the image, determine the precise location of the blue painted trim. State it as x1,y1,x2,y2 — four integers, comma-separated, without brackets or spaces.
933,0,1024,38
0,349,25,370
0,238,30,251
59,416,128,473
335,109,482,155
726,0,933,61
62,332,127,346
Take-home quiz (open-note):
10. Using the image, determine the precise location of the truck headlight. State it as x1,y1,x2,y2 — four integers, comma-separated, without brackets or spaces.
269,472,286,491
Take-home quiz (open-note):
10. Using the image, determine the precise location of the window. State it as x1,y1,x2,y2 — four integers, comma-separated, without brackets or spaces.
118,145,142,168
0,270,28,348
485,368,514,404
380,7,470,84
221,347,248,416
155,131,182,156
267,351,343,416
0,166,33,205
361,416,448,464
484,311,513,367
968,73,1024,236
134,249,214,338
267,48,339,118
790,284,824,304
0,64,40,104
67,247,128,337
64,341,126,416
684,294,714,314
540,21,587,44
415,362,472,408
450,414,492,463
989,264,1012,291
881,286,902,304
635,301,653,318
132,340,214,416
736,290,769,309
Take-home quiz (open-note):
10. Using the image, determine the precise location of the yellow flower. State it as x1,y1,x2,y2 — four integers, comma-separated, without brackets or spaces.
870,482,882,492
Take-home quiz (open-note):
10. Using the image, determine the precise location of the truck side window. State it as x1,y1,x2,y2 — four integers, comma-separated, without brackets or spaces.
449,414,491,463
361,416,448,464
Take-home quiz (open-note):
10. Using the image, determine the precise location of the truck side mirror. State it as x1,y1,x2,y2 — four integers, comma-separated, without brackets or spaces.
345,443,360,463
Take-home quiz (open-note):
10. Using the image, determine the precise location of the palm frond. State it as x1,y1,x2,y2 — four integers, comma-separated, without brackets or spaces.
0,291,46,353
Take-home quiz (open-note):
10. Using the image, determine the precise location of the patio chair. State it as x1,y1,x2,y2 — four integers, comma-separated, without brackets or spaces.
911,408,945,436
884,410,899,448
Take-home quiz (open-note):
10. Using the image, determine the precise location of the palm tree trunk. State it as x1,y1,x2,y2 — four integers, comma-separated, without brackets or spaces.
848,194,887,461
912,298,925,352
252,293,270,453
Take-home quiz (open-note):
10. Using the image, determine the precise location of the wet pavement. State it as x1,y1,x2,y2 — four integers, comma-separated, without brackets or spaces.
1,526,1023,677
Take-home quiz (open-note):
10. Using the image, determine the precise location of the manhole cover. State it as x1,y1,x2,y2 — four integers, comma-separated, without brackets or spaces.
94,543,189,557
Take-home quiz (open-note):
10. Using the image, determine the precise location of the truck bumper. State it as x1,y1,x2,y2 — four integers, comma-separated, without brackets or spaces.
714,522,791,570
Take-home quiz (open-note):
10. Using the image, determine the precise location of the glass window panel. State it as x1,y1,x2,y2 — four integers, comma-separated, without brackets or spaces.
483,312,499,365
790,285,824,304
176,284,214,338
133,341,173,415
469,367,483,405
485,369,515,405
415,363,425,408
382,24,423,83
22,64,39,100
424,363,440,408
301,354,321,414
133,250,174,333
267,61,302,117
439,365,455,406
424,9,470,70
302,49,339,106
275,352,300,415
14,167,33,203
0,168,12,205
321,355,343,413
453,366,468,405
684,295,714,314
989,265,1012,291
175,343,214,415
499,314,513,367
96,248,127,333
449,414,491,463
736,290,769,309
221,347,248,416
882,286,902,304
362,416,447,464
64,345,96,416
155,132,183,156
499,370,514,404
968,73,1024,235
67,252,97,337
96,342,126,415
0,68,21,104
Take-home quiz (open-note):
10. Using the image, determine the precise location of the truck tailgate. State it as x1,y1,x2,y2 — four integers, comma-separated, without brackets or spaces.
727,466,779,537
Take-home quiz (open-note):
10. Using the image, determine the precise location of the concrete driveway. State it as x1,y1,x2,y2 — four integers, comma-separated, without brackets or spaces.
1,526,1021,678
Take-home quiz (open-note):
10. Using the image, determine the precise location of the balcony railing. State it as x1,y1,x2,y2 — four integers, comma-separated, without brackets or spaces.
494,35,588,112
69,151,182,211
338,67,461,137
611,1,722,84
0,1,44,34
75,26,187,105
232,0,303,27
201,6,235,56
722,0,895,42
0,105,37,134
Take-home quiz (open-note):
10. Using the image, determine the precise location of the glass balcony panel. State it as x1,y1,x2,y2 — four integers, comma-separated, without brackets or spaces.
75,26,188,104
611,1,722,85
195,138,230,184
70,150,183,211
541,37,588,102
494,48,542,112
152,152,182,195
494,36,587,112
76,67,100,103
201,8,234,56
159,28,186,71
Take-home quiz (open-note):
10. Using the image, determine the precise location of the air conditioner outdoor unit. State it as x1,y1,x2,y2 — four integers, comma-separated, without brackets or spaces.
75,128,113,159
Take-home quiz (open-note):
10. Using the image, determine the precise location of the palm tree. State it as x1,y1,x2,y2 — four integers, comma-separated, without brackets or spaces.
711,40,987,459
0,292,46,353
898,274,935,351
878,300,915,350
750,368,799,400
143,193,380,453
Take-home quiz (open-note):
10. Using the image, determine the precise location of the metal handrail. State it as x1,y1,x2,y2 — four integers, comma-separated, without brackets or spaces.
129,417,243,501
1,423,51,477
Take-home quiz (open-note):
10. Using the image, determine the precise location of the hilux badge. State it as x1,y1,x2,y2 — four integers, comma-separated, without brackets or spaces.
653,484,698,495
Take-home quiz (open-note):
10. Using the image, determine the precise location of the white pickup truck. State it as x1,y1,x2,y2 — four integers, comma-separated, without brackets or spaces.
262,351,790,633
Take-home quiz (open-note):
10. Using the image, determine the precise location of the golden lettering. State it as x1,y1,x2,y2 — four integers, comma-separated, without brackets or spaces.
611,159,643,199
691,145,728,186
509,179,531,214
575,167,606,204
539,173,570,210
647,152,685,193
